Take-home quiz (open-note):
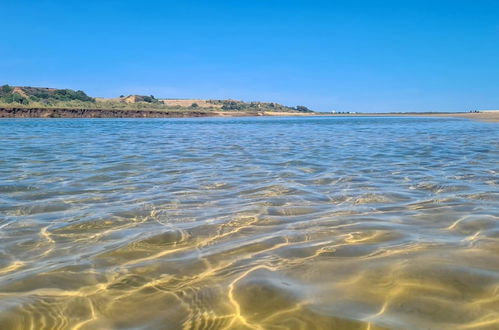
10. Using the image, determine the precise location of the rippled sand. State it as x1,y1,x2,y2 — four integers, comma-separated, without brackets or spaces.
0,117,498,329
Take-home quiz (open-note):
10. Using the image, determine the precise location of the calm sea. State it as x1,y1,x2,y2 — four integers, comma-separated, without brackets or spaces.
0,117,498,329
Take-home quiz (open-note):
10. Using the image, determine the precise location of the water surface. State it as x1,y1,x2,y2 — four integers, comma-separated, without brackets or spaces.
0,117,498,329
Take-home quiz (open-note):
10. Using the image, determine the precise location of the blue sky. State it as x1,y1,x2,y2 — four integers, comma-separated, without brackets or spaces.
1,0,499,112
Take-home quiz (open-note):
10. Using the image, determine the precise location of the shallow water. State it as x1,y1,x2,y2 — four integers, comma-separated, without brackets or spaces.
0,116,498,329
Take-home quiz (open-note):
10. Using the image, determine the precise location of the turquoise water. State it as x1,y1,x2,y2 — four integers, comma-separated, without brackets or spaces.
0,117,498,329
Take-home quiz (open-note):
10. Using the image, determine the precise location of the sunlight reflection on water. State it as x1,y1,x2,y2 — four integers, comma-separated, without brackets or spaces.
0,117,498,329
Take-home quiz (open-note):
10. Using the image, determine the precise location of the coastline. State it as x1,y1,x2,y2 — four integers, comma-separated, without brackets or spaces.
1,107,497,123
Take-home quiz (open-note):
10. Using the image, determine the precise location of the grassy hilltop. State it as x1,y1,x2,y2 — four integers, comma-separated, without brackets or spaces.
0,85,314,114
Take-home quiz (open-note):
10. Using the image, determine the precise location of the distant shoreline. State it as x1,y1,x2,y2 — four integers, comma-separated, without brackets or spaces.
317,111,499,122
1,107,497,122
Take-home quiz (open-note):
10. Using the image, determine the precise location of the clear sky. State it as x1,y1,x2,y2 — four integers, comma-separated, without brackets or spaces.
1,0,499,112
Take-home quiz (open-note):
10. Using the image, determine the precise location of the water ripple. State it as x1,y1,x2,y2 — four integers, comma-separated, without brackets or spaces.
0,117,498,329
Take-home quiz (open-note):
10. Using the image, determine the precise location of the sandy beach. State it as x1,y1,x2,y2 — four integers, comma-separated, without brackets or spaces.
319,111,499,122
427,111,499,122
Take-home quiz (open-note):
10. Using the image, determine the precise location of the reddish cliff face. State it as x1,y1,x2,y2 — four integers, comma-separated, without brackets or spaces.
0,107,218,118
0,107,266,118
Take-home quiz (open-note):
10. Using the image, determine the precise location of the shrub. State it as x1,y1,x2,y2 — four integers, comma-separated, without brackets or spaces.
31,92,51,99
295,105,311,112
53,89,95,102
1,84,12,94
221,101,244,111
2,92,29,104
143,96,153,103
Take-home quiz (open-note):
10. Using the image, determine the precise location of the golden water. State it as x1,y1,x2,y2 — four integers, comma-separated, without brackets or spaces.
0,117,498,329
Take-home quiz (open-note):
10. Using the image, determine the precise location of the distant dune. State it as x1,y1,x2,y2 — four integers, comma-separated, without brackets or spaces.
160,99,222,108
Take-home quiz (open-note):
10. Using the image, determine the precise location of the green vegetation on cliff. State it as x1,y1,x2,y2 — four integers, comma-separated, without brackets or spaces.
0,85,314,113
0,85,29,104
0,85,94,106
